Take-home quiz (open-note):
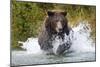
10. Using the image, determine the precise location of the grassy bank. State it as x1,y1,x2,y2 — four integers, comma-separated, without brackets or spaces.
11,0,96,48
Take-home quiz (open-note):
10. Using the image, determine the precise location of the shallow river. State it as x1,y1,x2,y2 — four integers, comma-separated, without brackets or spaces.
11,50,95,66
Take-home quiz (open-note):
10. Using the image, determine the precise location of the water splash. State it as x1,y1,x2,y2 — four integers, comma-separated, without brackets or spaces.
19,38,41,54
19,21,95,54
69,21,95,53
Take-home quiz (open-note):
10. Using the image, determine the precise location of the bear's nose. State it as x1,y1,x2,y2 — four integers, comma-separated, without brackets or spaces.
59,28,63,32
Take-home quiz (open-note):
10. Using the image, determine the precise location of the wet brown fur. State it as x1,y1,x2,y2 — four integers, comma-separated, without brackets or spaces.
38,11,71,52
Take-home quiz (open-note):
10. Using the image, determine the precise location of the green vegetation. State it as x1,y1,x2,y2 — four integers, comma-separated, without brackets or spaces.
11,0,96,49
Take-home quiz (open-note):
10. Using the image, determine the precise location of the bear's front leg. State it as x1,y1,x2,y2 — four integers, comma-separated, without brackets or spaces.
56,43,71,55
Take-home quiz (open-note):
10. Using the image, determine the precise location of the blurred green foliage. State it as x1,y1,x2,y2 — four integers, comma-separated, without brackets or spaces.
11,0,96,48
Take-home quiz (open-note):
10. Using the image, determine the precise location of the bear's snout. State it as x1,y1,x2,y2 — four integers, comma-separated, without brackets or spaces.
56,21,63,33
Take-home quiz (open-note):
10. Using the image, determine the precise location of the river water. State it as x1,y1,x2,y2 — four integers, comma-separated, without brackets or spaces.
11,22,96,66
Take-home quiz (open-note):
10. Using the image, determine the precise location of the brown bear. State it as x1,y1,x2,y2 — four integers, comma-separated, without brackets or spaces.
38,10,72,55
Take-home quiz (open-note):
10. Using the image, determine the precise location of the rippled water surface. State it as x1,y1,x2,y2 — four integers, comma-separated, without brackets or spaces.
11,50,95,66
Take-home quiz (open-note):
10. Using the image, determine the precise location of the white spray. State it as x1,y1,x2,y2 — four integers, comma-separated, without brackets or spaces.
18,21,95,54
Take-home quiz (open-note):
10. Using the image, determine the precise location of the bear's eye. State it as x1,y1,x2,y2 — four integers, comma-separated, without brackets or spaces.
56,20,59,22
59,19,64,23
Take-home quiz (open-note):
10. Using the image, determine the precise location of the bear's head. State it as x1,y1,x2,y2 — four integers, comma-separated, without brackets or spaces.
45,11,69,35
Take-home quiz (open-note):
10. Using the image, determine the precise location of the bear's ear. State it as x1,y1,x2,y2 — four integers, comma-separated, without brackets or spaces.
61,12,67,16
47,11,54,16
